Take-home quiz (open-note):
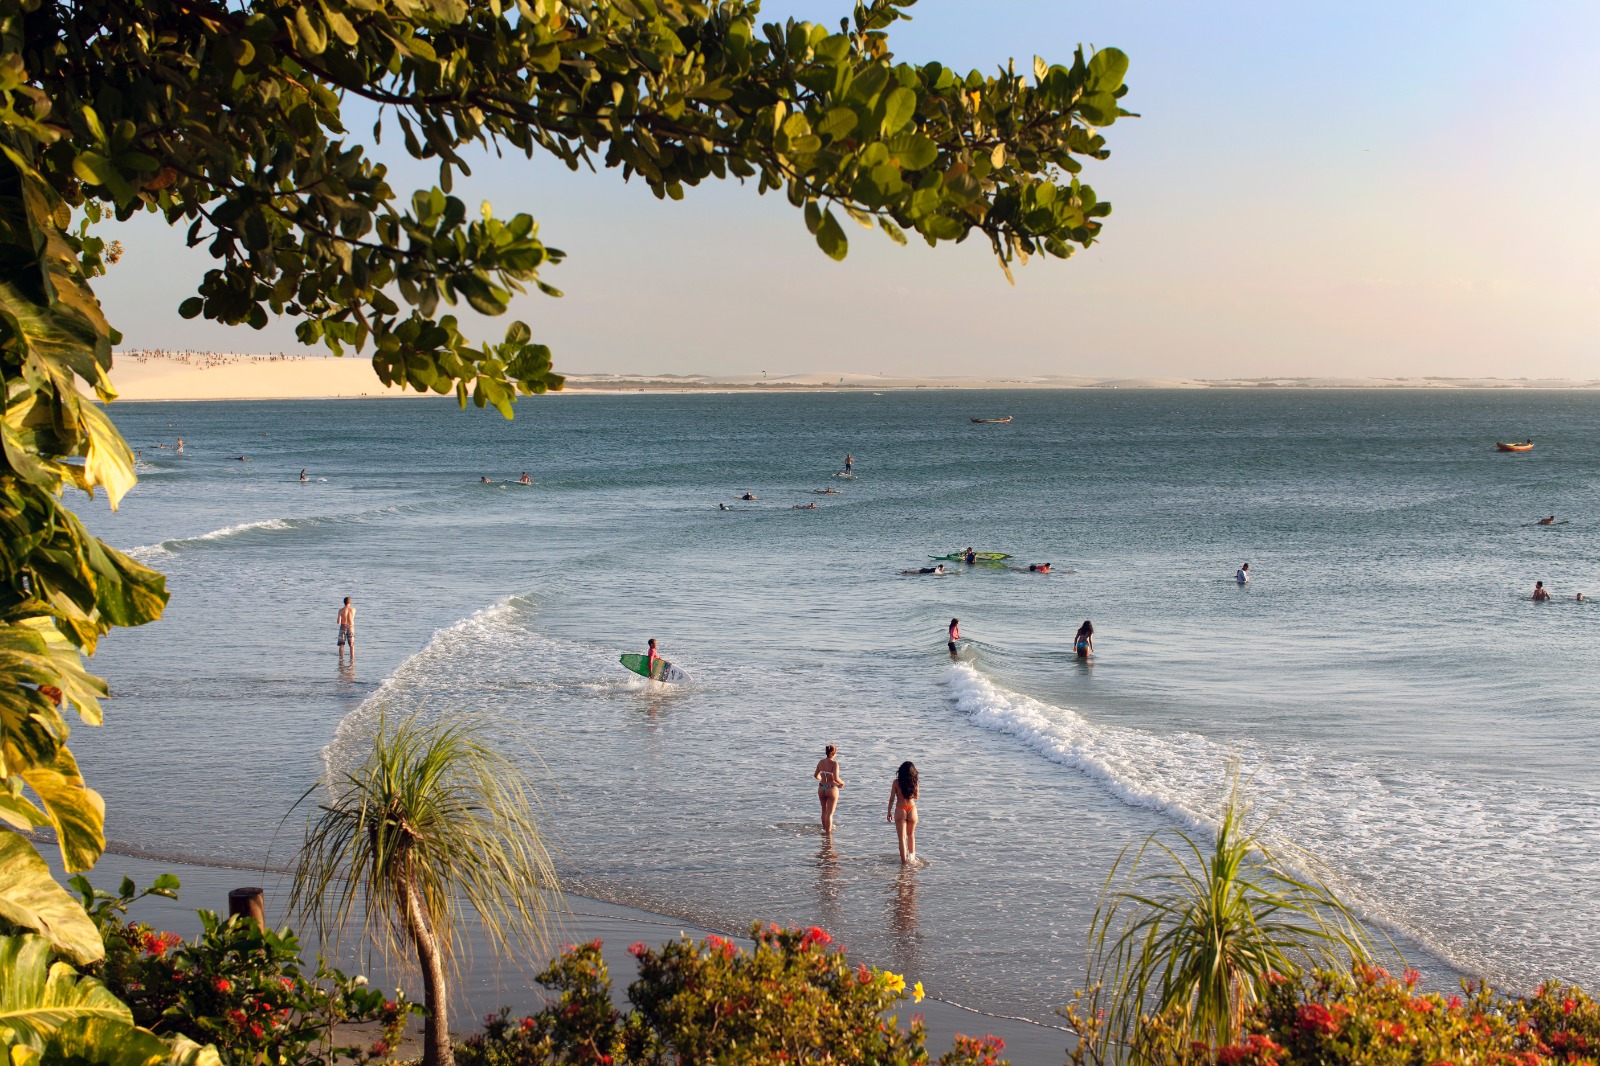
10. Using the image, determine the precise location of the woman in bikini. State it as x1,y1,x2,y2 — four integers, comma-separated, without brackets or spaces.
814,744,844,834
1074,620,1095,660
887,761,919,864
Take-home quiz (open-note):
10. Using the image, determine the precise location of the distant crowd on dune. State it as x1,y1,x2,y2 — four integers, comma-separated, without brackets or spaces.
119,349,312,371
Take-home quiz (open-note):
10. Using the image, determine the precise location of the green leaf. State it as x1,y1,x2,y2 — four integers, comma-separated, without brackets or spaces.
814,208,848,261
881,87,916,134
0,835,103,965
0,935,129,1049
41,1018,171,1066
885,132,937,170
1087,47,1130,93
816,107,858,141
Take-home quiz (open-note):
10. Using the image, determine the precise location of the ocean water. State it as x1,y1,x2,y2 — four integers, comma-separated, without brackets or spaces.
75,390,1599,1018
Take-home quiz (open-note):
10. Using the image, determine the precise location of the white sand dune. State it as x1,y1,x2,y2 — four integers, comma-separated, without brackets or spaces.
101,352,1600,401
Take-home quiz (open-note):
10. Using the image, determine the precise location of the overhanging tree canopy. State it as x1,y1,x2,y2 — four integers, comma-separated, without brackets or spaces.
0,0,1131,944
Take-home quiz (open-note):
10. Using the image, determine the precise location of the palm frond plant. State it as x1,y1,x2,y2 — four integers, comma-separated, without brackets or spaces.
289,715,559,1066
1087,774,1378,1055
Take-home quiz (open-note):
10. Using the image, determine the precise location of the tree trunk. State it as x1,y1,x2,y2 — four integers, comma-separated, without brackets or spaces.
406,878,454,1066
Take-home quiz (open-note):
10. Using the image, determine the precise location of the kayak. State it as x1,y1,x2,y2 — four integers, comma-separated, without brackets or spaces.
970,417,1012,424
1495,441,1534,452
930,551,1011,561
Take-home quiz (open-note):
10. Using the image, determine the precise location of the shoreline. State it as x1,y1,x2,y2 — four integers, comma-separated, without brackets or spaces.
100,353,1600,401
63,845,1073,1064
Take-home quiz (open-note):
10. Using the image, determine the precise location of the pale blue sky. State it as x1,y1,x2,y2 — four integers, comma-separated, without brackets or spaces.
98,1,1600,379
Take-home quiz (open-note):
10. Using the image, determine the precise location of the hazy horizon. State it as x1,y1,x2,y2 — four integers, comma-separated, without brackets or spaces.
95,1,1600,380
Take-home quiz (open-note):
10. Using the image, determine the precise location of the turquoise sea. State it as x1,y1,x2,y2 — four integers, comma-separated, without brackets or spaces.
77,390,1600,1019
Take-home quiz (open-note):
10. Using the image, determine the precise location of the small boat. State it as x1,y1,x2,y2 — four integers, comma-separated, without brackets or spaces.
971,416,1012,424
1495,441,1534,452
930,551,1011,562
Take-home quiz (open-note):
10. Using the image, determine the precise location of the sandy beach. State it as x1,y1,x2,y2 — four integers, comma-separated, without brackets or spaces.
71,848,1069,1064
104,351,1600,401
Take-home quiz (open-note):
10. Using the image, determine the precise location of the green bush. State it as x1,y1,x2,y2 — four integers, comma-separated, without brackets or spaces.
458,925,1012,1065
76,876,418,1066
1065,965,1600,1066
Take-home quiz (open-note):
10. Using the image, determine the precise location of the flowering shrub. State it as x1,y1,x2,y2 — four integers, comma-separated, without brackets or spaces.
75,875,419,1066
1064,966,1600,1066
457,925,1009,1065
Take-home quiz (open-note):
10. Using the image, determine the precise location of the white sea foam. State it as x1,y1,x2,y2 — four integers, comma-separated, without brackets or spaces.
123,502,439,561
944,662,1600,988
126,518,294,560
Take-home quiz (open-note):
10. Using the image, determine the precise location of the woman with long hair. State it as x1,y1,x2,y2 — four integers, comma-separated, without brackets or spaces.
887,761,919,864
814,744,844,834
1074,620,1095,660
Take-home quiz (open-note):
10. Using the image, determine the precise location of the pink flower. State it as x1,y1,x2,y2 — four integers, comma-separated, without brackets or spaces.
627,942,648,958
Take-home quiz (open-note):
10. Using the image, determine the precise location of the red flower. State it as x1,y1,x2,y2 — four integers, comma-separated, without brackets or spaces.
1447,995,1463,1010
1564,997,1578,1014
856,963,872,984
1404,968,1421,987
214,978,233,994
249,1023,264,1040
703,935,736,959
227,1009,248,1027
519,1017,537,1032
280,977,294,990
1296,1003,1340,1037
140,931,178,957
627,942,647,958
800,926,833,950
370,1041,389,1056
1410,997,1436,1014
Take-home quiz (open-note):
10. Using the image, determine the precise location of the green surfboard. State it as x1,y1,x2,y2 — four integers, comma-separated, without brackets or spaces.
620,653,689,683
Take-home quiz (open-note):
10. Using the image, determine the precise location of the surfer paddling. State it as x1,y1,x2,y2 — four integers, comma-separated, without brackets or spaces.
814,744,844,835
336,597,355,662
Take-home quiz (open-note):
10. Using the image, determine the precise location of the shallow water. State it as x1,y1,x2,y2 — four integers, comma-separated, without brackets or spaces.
77,390,1600,1017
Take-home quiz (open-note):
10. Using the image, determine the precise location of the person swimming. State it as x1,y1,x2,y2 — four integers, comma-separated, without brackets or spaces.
718,502,729,510
481,475,493,483
1538,515,1555,525
1577,592,1586,603
740,492,758,500
901,564,947,575
298,469,308,481
519,471,532,484
887,761,919,864
814,744,844,835
948,618,960,656
1074,620,1094,659
1533,581,1550,601
1236,562,1250,584
1028,563,1051,573
792,502,818,509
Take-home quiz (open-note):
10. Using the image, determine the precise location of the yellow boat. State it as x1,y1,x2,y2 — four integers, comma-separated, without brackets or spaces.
1495,441,1534,452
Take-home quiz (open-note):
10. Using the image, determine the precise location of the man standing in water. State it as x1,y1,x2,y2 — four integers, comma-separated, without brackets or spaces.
1236,562,1250,585
336,597,355,661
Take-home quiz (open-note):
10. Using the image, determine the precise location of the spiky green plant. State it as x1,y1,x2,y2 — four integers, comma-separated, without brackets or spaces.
289,715,558,1066
1088,776,1377,1054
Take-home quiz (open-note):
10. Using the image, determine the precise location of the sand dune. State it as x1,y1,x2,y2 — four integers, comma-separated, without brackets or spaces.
102,352,1600,401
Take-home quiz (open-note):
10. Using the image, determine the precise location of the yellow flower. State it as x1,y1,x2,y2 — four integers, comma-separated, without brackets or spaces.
882,971,906,994
913,981,925,1004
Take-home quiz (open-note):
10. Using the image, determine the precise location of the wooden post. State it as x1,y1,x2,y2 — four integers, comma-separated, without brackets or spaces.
228,887,265,926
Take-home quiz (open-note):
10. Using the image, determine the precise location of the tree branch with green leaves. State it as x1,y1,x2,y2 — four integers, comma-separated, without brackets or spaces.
0,0,1131,968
